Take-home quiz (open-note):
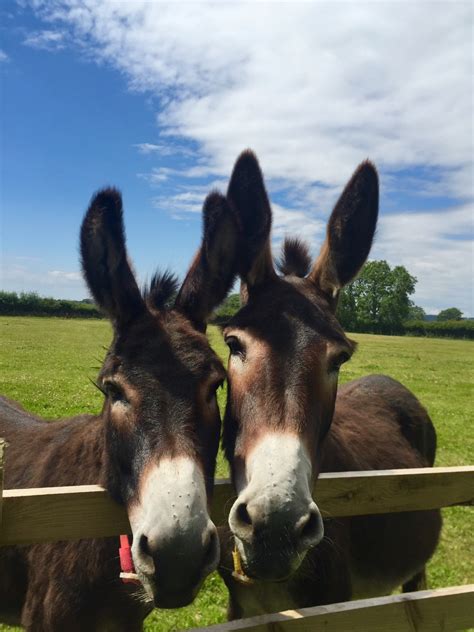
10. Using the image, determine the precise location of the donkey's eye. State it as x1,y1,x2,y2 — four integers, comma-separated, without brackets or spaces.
225,336,245,358
329,352,351,373
103,380,128,404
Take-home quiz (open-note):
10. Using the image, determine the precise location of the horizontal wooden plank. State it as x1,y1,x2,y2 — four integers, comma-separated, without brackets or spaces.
0,467,472,546
313,465,474,517
1,485,129,545
191,585,474,632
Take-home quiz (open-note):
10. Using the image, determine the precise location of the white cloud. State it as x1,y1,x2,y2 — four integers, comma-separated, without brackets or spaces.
0,49,8,63
23,1,473,313
134,142,193,157
26,2,472,193
0,258,87,299
23,29,65,51
372,205,473,316
151,178,229,218
134,143,162,155
48,270,81,282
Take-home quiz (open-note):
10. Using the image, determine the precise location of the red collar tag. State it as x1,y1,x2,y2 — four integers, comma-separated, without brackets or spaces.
119,535,140,584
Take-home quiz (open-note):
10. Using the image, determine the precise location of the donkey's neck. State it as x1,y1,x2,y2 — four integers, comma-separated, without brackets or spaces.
42,415,107,487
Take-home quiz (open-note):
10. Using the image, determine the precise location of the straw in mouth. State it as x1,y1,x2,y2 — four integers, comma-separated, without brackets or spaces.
231,546,254,585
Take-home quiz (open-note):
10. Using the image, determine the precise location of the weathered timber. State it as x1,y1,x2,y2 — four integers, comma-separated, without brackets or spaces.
191,585,474,632
0,467,472,546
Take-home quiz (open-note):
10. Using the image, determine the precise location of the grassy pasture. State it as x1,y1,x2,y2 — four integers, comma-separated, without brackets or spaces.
0,316,472,631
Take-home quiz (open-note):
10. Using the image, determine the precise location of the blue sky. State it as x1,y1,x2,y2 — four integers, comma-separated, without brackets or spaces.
1,1,472,315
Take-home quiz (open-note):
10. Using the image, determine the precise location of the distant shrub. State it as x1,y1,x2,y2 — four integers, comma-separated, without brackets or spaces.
212,293,240,324
404,319,474,340
0,291,102,319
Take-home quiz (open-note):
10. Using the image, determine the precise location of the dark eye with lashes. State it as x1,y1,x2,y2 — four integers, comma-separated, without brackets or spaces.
329,352,351,373
225,336,245,358
103,380,128,404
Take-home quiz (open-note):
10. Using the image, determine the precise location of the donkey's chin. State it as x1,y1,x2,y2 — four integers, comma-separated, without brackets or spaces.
139,574,202,609
235,539,305,583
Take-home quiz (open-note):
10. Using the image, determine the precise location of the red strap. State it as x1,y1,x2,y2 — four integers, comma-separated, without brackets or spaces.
119,534,140,584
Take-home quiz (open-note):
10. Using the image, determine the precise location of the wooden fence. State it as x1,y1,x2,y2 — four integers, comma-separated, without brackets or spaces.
0,440,473,630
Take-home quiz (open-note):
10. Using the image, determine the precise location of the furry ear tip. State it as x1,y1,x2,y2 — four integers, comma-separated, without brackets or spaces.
231,149,262,176
203,191,232,231
89,187,123,212
355,160,379,187
203,190,227,213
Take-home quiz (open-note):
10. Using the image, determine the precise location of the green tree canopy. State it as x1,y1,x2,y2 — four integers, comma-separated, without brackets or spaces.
213,293,241,322
336,260,417,333
437,307,463,321
407,305,426,321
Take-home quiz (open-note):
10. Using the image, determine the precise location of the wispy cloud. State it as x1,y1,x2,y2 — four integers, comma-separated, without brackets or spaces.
0,49,9,63
20,1,473,313
133,142,193,157
23,29,65,51
48,270,81,282
26,2,471,195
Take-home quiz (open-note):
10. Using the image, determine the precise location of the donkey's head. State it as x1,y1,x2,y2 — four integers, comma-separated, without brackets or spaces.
223,151,378,581
81,188,237,607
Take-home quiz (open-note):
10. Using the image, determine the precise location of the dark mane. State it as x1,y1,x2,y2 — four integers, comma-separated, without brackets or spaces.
144,270,179,310
276,237,312,278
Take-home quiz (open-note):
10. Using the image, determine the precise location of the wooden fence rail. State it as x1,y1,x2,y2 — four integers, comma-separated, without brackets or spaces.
0,466,472,546
0,444,473,630
191,585,474,632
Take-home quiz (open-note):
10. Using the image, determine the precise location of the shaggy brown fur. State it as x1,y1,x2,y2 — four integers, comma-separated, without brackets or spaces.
0,187,238,630
219,151,441,618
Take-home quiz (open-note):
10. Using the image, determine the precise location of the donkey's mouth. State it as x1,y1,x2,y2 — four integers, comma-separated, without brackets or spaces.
233,538,305,584
140,578,200,609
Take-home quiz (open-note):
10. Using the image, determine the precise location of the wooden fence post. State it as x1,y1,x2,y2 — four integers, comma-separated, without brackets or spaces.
0,438,5,528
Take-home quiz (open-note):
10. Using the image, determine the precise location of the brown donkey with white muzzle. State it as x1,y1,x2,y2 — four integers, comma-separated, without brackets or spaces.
219,151,441,617
0,188,238,630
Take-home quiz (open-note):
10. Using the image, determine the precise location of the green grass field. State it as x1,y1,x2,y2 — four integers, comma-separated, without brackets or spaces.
0,317,472,630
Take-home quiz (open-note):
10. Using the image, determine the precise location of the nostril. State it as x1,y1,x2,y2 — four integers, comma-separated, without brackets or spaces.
297,506,323,547
301,511,319,541
139,534,151,558
236,502,252,527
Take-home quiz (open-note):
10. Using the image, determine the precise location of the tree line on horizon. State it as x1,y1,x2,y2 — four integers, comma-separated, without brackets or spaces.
0,261,471,339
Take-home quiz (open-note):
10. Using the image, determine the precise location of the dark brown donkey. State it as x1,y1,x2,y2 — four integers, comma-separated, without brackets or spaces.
0,187,238,630
219,151,442,618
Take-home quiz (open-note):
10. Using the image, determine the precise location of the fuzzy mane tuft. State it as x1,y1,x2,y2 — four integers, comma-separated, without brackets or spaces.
144,270,179,310
276,237,312,278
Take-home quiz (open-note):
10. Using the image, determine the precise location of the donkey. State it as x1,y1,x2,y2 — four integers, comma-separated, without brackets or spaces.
0,186,238,630
219,151,442,618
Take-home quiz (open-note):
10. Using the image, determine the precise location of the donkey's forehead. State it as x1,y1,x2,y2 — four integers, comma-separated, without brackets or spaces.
228,277,349,346
107,309,223,377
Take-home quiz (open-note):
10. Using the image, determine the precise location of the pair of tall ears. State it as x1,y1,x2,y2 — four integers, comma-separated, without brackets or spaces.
80,151,378,329
226,150,379,310
80,188,237,332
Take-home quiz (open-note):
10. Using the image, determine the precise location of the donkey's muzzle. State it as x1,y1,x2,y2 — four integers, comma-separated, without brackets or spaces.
229,498,324,581
134,520,220,607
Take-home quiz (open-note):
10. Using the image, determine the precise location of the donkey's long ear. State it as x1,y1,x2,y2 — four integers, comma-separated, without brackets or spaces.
175,191,238,331
227,150,276,290
309,161,379,308
80,188,145,326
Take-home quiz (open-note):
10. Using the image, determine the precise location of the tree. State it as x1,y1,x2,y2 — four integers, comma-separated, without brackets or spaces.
337,260,417,333
437,307,463,321
213,293,241,322
407,305,426,321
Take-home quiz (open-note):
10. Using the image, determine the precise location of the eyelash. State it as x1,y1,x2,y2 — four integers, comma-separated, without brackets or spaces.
225,336,245,358
103,380,128,404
